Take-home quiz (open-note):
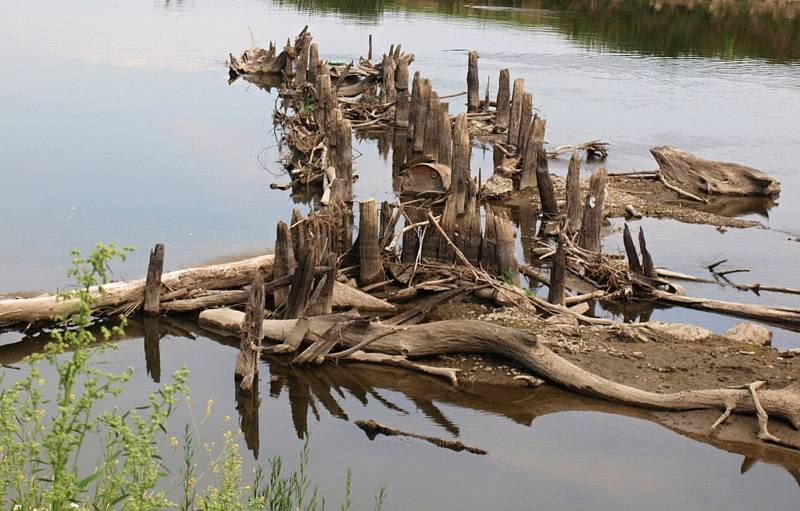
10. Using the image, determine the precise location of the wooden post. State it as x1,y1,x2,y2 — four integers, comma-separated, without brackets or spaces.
401,212,420,264
565,152,582,231
236,270,265,391
508,78,525,147
547,235,566,305
308,43,319,86
329,110,353,203
315,70,333,130
519,116,546,191
423,91,440,160
495,69,510,130
467,51,480,112
483,75,490,112
381,54,396,103
395,90,410,128
536,148,558,218
290,208,306,258
285,240,316,319
450,114,470,214
283,38,294,80
518,92,534,159
413,79,431,153
437,102,453,168
274,221,296,307
578,167,608,253
407,71,421,141
396,56,409,92
494,208,519,285
144,243,164,316
623,224,643,274
638,227,657,278
295,33,310,84
368,34,373,62
359,199,382,285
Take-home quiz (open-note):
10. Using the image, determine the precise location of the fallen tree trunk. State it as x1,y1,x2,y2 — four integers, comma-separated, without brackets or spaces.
651,146,780,197
200,308,800,445
0,254,275,327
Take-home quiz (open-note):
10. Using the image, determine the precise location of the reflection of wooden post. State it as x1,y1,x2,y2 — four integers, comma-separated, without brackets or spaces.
359,199,382,285
467,51,480,112
236,270,265,391
548,236,566,305
565,152,582,231
235,376,261,458
143,316,161,384
495,69,510,130
508,78,525,147
578,167,608,253
144,243,164,316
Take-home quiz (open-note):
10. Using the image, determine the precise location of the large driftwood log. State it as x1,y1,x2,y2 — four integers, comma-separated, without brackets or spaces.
200,308,800,445
0,254,275,327
651,146,780,197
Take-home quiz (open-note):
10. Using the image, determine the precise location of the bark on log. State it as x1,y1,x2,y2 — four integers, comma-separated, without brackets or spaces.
495,69,511,130
143,243,165,316
467,51,480,112
200,309,800,435
0,254,275,327
578,167,608,253
651,146,780,197
359,199,383,285
565,152,582,231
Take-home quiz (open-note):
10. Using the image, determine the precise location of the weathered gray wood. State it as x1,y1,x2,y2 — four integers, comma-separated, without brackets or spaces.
548,236,566,305
407,71,421,141
578,167,608,253
638,226,657,278
294,32,311,84
508,78,525,147
437,102,453,168
450,114,470,215
308,43,319,85
235,270,265,391
536,147,558,218
359,199,383,285
329,110,353,203
518,92,534,159
565,152,582,231
144,243,165,316
623,224,643,274
495,69,511,130
413,79,432,153
493,208,519,285
284,240,316,319
423,92,441,160
467,51,480,112
519,116,546,191
394,89,410,128
274,221,296,306
381,54,396,103
396,56,409,91
291,208,306,258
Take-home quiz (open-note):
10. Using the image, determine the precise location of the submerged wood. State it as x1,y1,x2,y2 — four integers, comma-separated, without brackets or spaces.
651,145,780,197
356,419,487,455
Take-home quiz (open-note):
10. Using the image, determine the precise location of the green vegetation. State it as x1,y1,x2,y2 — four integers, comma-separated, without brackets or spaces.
0,243,386,510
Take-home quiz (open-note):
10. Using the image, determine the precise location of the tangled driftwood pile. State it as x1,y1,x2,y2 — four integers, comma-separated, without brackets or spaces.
1,28,796,459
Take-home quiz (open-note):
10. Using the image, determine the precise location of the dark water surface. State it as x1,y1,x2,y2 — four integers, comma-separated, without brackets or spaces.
2,0,800,508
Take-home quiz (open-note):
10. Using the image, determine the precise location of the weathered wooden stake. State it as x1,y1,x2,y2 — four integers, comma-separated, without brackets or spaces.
236,270,265,391
495,69,511,130
536,148,558,218
368,34,373,62
467,51,480,112
519,116,546,190
144,243,165,316
359,199,383,285
508,78,525,147
437,102,453,168
547,236,566,305
381,54,396,103
395,90,410,128
308,43,320,85
451,114,471,214
423,92,441,160
274,221,296,306
407,71,421,141
578,167,608,253
623,224,643,274
413,79,431,153
565,152,583,231
638,226,657,278
396,56,409,92
285,240,316,319
518,92,534,159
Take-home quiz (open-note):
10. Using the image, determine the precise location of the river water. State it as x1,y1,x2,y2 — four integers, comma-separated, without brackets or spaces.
1,0,800,508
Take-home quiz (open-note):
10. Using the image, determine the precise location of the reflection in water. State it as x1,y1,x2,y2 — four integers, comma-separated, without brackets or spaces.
276,0,800,61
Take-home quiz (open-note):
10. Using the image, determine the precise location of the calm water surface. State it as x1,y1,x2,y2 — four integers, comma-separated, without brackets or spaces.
2,0,800,508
